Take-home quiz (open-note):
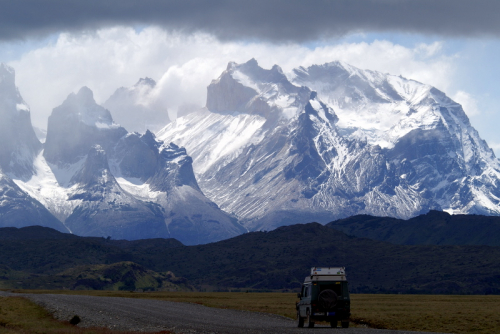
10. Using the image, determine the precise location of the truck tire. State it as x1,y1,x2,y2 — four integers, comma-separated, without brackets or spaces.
306,310,315,328
341,321,349,328
318,289,338,310
297,311,304,328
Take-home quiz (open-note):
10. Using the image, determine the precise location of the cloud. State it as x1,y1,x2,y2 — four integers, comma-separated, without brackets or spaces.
452,91,480,117
1,0,500,42
7,27,457,129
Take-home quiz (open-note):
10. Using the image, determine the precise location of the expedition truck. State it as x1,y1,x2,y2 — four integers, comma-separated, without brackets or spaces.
296,267,351,328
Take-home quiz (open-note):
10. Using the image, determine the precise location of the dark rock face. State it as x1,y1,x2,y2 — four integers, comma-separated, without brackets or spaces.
113,131,159,181
44,87,127,166
0,64,41,179
64,145,169,240
0,64,65,231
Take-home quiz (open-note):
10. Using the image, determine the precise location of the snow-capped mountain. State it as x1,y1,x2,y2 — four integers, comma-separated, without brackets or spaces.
8,84,243,244
2,58,500,241
103,77,170,133
290,61,500,215
0,64,67,231
158,59,500,230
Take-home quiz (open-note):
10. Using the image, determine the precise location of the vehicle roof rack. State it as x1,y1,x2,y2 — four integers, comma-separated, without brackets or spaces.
304,267,347,282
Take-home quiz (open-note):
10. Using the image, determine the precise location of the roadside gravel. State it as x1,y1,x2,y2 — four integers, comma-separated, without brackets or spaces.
0,291,449,334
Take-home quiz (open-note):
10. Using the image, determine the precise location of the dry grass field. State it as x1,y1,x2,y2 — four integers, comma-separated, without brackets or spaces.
6,290,500,333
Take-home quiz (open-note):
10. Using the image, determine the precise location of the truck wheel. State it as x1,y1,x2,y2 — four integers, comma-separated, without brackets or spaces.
330,320,337,328
297,311,304,328
341,321,349,328
318,289,338,310
306,310,315,328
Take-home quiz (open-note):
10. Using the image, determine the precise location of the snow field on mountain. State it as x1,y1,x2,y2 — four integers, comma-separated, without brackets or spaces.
12,151,83,224
158,109,267,174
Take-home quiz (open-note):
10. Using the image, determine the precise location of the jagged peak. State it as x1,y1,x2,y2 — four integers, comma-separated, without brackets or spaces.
69,144,113,187
226,61,237,71
63,86,97,106
140,129,162,150
57,86,118,128
0,63,15,78
77,86,94,100
208,59,311,119
242,58,259,68
225,59,285,81
0,63,18,95
304,91,338,125
134,77,156,88
271,64,284,74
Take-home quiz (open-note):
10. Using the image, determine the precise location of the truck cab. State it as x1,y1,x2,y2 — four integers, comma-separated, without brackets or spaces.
296,267,350,328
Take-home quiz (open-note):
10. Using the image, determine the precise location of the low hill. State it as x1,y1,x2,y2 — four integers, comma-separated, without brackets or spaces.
326,210,500,246
146,222,500,294
0,261,193,291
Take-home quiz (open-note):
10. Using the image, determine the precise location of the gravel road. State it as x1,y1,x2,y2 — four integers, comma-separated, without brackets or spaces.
1,291,449,334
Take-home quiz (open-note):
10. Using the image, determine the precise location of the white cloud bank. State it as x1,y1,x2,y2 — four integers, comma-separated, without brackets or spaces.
452,90,480,116
7,27,458,129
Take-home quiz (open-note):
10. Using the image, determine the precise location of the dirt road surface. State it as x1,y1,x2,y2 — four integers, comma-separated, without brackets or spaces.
1,291,449,333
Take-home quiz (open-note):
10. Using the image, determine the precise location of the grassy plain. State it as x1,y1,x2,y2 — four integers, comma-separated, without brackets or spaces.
11,290,500,333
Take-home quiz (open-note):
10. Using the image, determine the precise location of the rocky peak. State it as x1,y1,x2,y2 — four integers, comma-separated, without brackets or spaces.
44,87,127,165
103,78,169,134
59,86,114,127
207,59,311,120
70,145,113,187
0,63,15,90
135,77,156,88
0,63,30,115
0,64,41,179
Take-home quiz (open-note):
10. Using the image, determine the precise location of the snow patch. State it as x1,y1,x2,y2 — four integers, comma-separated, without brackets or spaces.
12,151,84,223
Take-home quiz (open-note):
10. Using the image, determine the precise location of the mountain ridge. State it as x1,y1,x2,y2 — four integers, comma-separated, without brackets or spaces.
0,67,242,245
158,59,500,230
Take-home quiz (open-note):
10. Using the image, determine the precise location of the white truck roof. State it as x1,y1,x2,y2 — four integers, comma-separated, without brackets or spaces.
304,267,347,282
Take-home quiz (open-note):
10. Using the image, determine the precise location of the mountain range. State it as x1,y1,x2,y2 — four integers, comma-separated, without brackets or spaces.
1,58,500,243
0,64,242,245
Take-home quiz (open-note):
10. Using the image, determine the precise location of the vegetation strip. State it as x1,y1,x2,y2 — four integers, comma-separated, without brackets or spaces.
12,290,500,334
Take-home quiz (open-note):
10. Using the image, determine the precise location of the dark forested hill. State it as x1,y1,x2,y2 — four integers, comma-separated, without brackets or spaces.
1,223,500,294
326,210,500,246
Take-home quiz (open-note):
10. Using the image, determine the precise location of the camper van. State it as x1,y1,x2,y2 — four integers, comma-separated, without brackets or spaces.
296,267,350,328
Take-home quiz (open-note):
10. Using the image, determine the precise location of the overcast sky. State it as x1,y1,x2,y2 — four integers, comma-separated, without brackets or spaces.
1,0,500,154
